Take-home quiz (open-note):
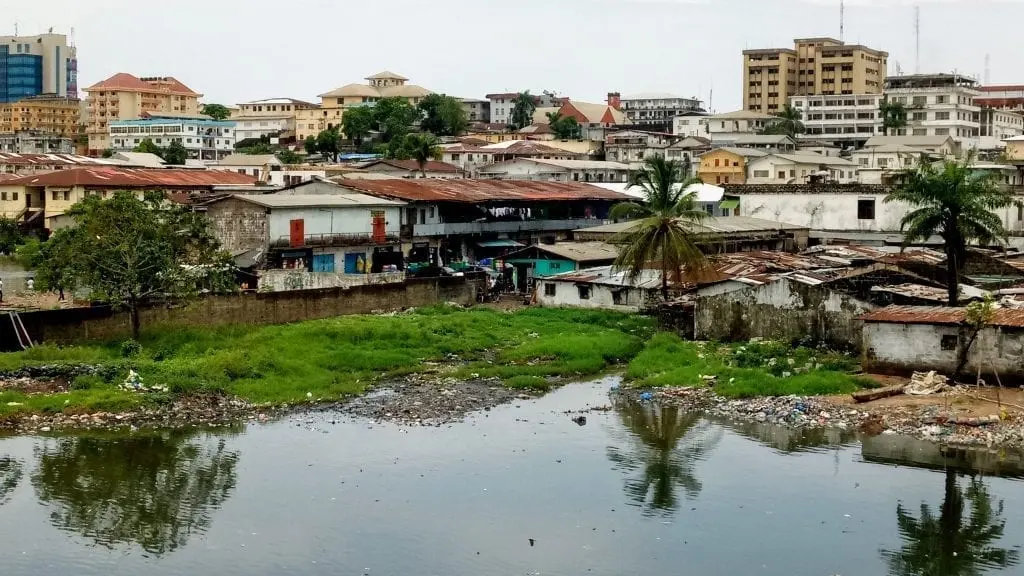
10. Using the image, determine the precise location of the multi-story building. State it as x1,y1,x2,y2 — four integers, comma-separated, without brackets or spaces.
460,98,490,123
743,37,887,114
883,73,981,152
0,33,77,102
84,73,202,154
616,92,704,132
790,93,884,149
977,85,1024,111
673,113,709,137
0,130,73,154
109,115,235,160
979,108,1024,151
0,93,80,137
232,97,318,142
318,71,432,131
485,92,567,125
703,110,775,146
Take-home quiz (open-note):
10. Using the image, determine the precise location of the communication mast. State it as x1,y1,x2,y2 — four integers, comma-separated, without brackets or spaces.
840,0,845,42
914,5,921,74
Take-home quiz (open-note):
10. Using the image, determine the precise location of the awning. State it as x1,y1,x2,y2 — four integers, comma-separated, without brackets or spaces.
478,240,524,248
718,199,740,210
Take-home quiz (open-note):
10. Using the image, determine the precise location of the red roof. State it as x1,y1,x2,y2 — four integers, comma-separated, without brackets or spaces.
858,305,1024,328
0,153,116,167
979,85,1024,92
0,174,21,182
85,73,199,96
336,179,632,203
0,168,257,188
362,159,463,173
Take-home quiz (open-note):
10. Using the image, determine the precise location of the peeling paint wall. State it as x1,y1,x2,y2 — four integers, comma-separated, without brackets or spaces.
204,198,269,254
862,323,1024,381
536,279,652,313
695,279,875,349
257,270,405,292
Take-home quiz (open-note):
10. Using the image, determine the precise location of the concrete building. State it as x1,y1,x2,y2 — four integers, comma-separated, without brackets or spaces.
704,110,775,146
0,130,72,154
84,73,202,154
0,151,120,176
0,93,81,138
976,85,1024,112
318,71,432,130
883,74,981,151
440,140,580,176
460,98,490,123
502,242,618,281
574,216,810,251
743,37,888,114
673,113,710,137
233,115,294,142
979,108,1024,151
478,158,631,183
617,92,704,132
604,130,676,164
746,153,859,184
109,115,235,161
0,33,77,102
732,134,798,152
790,93,883,149
697,147,767,185
356,159,465,179
536,266,661,312
232,97,317,143
211,153,283,183
851,144,936,185
555,100,630,142
860,306,1024,381
485,92,567,125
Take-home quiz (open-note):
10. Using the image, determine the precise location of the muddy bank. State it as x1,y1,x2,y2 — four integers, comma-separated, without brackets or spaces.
623,385,1024,449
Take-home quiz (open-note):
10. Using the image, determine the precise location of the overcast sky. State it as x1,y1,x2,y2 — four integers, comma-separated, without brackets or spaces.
2,0,1020,111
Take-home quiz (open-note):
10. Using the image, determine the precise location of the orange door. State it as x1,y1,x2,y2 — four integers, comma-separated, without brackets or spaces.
289,219,304,247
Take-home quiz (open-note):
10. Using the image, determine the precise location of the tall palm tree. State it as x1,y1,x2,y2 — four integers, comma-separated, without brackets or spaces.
880,99,910,136
403,133,443,178
509,90,537,131
609,157,711,300
884,154,1014,305
606,399,722,516
761,104,805,137
881,472,1020,575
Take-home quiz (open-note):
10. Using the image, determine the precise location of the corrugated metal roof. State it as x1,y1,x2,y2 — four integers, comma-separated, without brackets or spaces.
232,194,405,208
577,216,808,236
859,305,1024,328
534,242,619,262
870,283,989,303
359,159,463,173
217,154,282,167
0,153,120,167
546,265,665,289
334,179,632,203
0,168,258,188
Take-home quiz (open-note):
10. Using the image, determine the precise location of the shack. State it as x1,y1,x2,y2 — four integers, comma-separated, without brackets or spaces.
573,216,810,252
502,242,618,290
536,266,662,312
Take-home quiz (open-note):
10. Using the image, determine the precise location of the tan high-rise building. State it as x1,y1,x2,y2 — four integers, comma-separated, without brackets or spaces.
83,73,201,153
0,94,80,137
743,37,887,114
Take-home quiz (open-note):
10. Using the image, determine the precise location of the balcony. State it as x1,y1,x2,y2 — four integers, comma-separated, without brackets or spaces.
412,219,605,237
270,232,400,249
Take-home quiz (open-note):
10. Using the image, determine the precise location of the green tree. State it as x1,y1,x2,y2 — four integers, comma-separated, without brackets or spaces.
276,149,303,164
200,103,231,120
885,155,1014,306
0,456,22,507
314,126,342,161
372,97,421,143
32,432,240,555
609,157,710,300
550,115,581,140
238,141,273,155
881,473,1020,575
101,148,115,158
880,98,910,136
418,94,468,136
401,133,443,177
133,138,163,156
341,105,375,145
303,136,318,155
40,192,233,338
606,399,721,516
0,216,23,255
31,229,77,300
761,104,805,137
163,140,188,165
508,90,537,131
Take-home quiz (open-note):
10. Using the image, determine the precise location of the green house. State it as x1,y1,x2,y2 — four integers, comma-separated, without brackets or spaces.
503,242,619,291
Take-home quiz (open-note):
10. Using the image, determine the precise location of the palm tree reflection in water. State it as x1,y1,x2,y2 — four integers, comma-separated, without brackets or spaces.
607,399,721,516
0,456,24,506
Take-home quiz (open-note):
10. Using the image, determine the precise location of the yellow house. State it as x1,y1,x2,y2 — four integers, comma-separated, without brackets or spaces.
83,73,202,154
0,94,81,138
697,147,768,185
317,71,433,137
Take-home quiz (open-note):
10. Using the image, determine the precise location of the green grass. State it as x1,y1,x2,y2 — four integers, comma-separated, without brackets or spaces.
625,333,869,398
0,306,655,417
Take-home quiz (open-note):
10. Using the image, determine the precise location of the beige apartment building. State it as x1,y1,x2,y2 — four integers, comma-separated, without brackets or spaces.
317,71,432,135
83,73,201,153
743,37,887,114
0,94,80,138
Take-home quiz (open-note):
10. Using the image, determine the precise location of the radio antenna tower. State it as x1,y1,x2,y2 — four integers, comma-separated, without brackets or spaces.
984,54,991,85
914,5,921,74
840,0,845,41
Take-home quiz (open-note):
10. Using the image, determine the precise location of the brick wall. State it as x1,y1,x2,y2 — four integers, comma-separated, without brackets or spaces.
9,275,482,346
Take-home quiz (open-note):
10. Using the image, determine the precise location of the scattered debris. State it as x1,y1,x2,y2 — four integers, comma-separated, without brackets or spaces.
852,385,905,403
906,371,948,396
572,415,587,426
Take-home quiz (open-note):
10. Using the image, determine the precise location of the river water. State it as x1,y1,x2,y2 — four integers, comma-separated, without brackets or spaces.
1,378,1022,575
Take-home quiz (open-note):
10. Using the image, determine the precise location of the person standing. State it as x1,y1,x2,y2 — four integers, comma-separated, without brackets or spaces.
0,277,4,303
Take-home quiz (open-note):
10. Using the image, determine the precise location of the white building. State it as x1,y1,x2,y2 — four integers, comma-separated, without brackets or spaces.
703,110,776,146
618,93,704,131
233,115,294,142
0,131,73,154
732,135,798,152
109,116,235,160
211,153,283,183
790,93,883,149
604,130,676,164
536,266,662,312
673,113,710,137
851,144,935,185
477,158,631,183
883,74,981,152
979,108,1024,151
485,92,567,125
746,154,859,185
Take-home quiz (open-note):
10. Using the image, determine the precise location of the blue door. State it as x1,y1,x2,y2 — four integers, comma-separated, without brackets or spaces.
312,254,335,273
344,253,364,274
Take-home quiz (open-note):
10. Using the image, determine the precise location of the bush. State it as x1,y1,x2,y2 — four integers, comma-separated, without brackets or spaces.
504,375,551,390
70,374,105,391
120,339,142,358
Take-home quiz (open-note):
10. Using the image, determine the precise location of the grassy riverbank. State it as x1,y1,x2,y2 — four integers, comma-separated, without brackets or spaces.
0,306,873,420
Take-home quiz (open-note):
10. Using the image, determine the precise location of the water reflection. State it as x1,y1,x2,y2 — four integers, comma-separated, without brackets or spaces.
881,470,1021,575
607,399,721,516
0,456,23,506
723,419,857,454
31,430,240,555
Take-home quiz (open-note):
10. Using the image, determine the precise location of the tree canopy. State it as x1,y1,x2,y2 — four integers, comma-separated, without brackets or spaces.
508,91,537,131
400,133,443,176
200,103,231,120
36,192,234,338
549,113,582,140
133,138,163,156
880,99,910,136
341,106,374,144
761,104,805,137
309,126,342,161
163,141,188,165
0,217,22,255
418,94,468,137
885,154,1014,305
275,149,303,164
372,97,421,143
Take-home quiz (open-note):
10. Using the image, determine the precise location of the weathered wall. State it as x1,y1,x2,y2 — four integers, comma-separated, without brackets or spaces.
203,197,268,254
11,275,481,345
862,323,1024,381
695,278,875,349
257,270,405,292
536,279,650,313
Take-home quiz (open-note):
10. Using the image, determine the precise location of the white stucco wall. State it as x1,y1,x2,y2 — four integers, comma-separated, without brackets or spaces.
863,323,1024,378
258,270,404,292
746,157,858,185
266,206,402,240
536,279,652,312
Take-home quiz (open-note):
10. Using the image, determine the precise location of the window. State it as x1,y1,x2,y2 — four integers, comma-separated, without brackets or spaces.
714,158,720,167
778,171,786,179
912,96,927,106
544,283,556,297
934,112,950,121
753,170,769,178
913,129,928,136
857,198,876,220
51,191,59,201
940,334,958,351
0,192,5,201
12,193,17,201
63,191,69,201
428,206,435,219
911,112,927,121
715,175,721,184
936,95,949,104
577,285,591,300
612,290,625,305
934,128,949,136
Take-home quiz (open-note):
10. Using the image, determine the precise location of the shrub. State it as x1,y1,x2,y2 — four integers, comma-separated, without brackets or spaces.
120,339,142,358
70,374,105,391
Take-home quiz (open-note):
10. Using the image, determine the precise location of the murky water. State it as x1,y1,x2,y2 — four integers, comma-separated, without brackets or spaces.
1,378,1023,575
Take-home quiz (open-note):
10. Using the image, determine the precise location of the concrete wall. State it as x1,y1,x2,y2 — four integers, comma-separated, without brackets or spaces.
862,322,1024,381
695,279,875,349
258,270,404,292
536,279,652,312
266,205,402,240
10,276,482,345
204,198,269,254
746,157,858,185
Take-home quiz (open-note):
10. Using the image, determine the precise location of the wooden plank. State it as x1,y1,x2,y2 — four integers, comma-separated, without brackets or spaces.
852,384,905,403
